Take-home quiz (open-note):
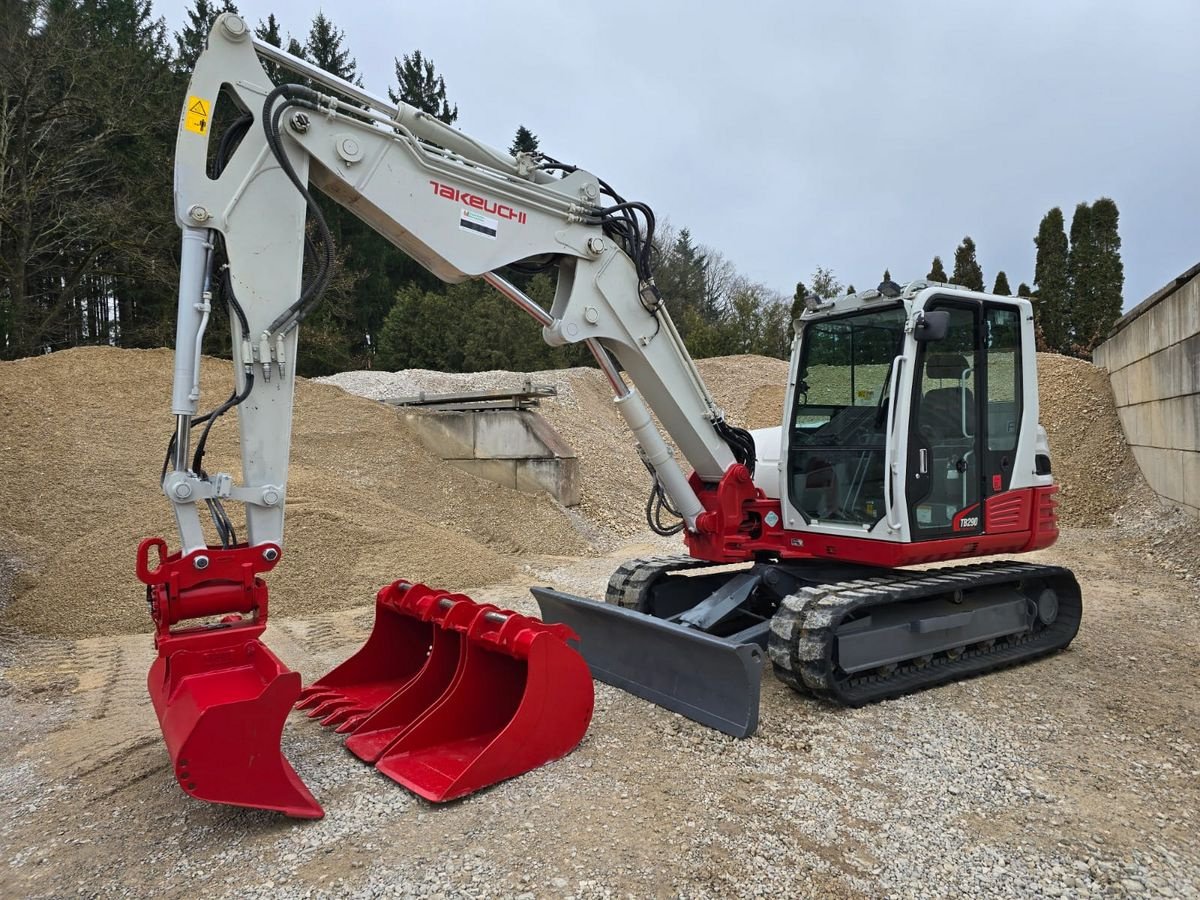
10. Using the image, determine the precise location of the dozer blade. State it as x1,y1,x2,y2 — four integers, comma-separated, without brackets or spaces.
302,580,595,802
531,587,764,738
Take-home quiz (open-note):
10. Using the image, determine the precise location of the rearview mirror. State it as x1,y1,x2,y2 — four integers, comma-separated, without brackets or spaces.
914,310,951,342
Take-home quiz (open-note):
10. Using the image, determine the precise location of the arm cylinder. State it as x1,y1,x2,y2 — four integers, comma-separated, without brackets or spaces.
170,226,212,415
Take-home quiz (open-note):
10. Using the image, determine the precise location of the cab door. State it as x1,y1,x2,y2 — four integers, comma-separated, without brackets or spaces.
905,302,984,539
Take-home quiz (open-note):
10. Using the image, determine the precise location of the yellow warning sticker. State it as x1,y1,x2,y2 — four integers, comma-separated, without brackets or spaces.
184,96,210,135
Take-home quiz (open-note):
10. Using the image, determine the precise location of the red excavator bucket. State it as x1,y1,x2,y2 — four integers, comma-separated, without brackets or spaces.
303,580,594,802
137,537,323,819
295,581,438,733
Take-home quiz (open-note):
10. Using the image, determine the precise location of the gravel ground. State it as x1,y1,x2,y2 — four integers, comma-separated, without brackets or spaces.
0,526,1197,899
2,349,1197,897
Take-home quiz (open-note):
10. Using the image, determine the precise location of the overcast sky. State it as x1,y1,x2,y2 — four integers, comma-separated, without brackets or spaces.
157,0,1199,309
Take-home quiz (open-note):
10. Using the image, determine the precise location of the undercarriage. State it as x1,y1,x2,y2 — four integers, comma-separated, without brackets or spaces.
534,555,1082,734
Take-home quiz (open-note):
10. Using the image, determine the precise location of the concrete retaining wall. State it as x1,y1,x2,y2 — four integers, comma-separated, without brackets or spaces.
1093,264,1200,517
401,408,581,507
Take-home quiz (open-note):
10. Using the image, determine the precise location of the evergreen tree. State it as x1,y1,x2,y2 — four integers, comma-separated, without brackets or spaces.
789,280,808,332
992,271,1012,296
951,236,984,291
1017,283,1032,298
1088,197,1124,346
390,50,458,124
927,256,948,282
510,125,539,156
254,14,306,83
1034,207,1071,351
306,11,359,84
1067,202,1097,352
175,0,237,70
810,267,841,300
654,228,710,341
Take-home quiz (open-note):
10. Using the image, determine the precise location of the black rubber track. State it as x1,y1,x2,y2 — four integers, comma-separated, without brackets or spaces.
767,561,1083,706
605,555,713,610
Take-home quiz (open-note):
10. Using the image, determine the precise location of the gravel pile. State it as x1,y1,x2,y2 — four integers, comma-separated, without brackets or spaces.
319,355,790,540
0,347,589,637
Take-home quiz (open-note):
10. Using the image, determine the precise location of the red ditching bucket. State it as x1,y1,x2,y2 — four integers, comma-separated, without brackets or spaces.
137,537,323,819
295,582,439,734
302,580,594,802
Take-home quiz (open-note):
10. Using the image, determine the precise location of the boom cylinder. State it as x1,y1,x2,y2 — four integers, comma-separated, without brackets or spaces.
614,390,704,530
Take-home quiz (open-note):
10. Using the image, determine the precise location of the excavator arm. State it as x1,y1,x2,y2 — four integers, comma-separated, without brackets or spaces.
165,14,752,562
139,14,760,819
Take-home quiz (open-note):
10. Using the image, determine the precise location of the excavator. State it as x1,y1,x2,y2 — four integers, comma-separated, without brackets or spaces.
138,15,1082,819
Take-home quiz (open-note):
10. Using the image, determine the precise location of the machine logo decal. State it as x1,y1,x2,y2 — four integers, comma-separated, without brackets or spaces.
430,180,527,224
460,209,498,239
184,96,210,135
953,504,981,531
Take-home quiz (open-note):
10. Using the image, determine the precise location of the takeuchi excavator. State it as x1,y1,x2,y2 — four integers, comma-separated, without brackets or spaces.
138,15,1082,819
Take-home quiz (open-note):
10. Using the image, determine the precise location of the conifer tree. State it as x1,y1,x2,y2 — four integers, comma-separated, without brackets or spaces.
1017,283,1032,297
1034,208,1070,351
1067,202,1098,352
789,281,808,334
1086,197,1124,348
306,11,359,83
255,14,307,83
951,236,984,291
175,0,237,70
510,125,539,156
390,50,458,124
992,271,1011,296
927,256,948,282
810,267,841,300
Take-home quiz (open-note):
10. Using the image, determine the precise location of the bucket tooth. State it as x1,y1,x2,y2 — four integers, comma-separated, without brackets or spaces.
294,580,439,723
343,596,476,764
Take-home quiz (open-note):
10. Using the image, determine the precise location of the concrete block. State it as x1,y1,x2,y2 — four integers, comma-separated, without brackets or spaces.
449,458,518,490
473,410,575,460
402,411,476,460
515,457,582,507
1131,445,1186,505
1117,404,1145,447
1160,395,1200,452
1183,450,1200,511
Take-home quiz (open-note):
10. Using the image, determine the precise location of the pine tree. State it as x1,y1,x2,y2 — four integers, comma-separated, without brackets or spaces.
1067,202,1098,353
1034,207,1071,351
789,280,808,319
1017,283,1032,298
254,14,305,83
175,0,237,71
1088,197,1124,347
927,256,948,282
810,267,841,300
510,125,539,156
992,271,1012,296
306,11,359,84
951,237,984,291
390,50,458,124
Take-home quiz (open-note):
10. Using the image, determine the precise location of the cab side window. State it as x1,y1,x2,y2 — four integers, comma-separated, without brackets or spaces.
985,308,1022,453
